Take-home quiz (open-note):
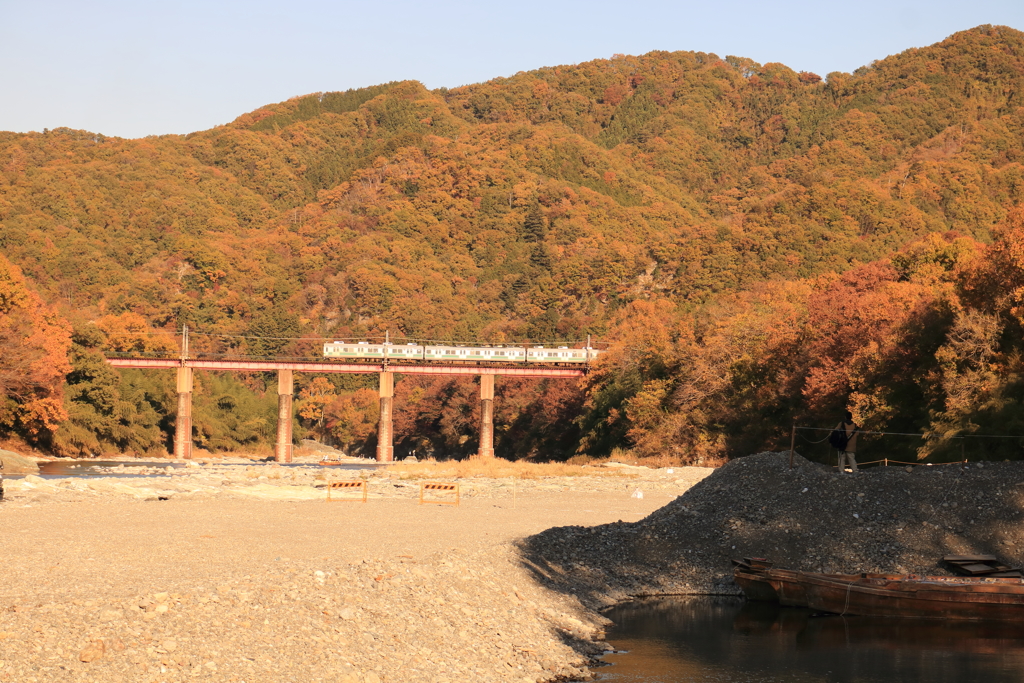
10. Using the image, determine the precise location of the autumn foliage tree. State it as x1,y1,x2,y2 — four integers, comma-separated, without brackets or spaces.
0,254,71,445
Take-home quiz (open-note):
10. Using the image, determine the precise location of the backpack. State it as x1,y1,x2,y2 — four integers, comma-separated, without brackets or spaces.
829,425,851,450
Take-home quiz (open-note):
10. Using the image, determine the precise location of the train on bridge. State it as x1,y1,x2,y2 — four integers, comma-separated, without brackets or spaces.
323,341,603,365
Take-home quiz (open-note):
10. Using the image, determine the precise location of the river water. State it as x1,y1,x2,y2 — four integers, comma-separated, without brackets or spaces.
6,460,383,479
598,597,1024,682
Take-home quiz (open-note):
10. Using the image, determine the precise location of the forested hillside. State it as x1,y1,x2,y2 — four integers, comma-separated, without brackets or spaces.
2,25,1024,462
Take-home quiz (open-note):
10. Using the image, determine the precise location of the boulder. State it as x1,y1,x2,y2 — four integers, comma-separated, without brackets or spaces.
0,449,40,474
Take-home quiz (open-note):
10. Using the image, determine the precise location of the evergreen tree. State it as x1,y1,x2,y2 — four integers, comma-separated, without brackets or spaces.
246,307,301,358
530,243,552,270
522,205,546,243
53,322,168,457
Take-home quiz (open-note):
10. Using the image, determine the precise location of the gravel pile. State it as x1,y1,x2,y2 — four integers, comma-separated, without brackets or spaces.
522,451,1024,608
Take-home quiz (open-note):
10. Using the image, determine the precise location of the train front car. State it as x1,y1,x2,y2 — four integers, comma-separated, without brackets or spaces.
526,346,592,364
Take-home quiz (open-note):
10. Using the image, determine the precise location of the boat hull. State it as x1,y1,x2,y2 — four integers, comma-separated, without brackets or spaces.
734,570,779,602
732,559,1024,620
801,573,1024,620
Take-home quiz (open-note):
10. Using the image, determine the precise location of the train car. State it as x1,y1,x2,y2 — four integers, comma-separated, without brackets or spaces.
385,343,426,360
424,345,527,363
323,341,386,359
527,346,594,363
324,341,425,360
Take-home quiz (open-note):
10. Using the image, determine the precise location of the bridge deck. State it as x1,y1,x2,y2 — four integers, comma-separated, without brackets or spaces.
106,358,586,378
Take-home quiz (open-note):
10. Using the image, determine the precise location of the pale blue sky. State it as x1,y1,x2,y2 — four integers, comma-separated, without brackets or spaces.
1,0,1022,139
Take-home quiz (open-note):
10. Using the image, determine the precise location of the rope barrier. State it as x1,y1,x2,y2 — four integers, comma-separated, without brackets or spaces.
788,421,1024,470
882,459,963,467
828,459,964,469
796,426,1024,440
797,431,832,445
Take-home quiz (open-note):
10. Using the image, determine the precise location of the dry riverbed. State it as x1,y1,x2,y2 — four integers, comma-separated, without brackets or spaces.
7,450,1013,682
0,460,710,683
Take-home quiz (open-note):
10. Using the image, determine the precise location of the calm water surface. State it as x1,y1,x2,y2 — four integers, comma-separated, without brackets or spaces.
599,597,1024,682
7,460,383,479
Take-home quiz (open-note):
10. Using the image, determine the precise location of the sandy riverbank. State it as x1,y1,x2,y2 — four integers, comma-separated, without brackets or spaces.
0,463,712,683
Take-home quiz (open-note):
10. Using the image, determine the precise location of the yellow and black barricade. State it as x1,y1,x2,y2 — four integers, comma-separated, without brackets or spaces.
327,480,367,502
419,481,459,506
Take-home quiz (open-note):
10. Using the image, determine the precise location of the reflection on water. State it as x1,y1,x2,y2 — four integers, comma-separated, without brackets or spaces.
7,460,382,479
38,461,188,477
599,597,1024,682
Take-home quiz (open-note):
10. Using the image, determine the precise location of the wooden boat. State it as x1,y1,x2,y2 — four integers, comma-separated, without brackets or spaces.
732,557,782,603
733,557,1024,620
318,459,347,466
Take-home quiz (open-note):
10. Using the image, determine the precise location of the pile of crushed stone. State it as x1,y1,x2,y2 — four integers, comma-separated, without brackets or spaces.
521,451,1024,609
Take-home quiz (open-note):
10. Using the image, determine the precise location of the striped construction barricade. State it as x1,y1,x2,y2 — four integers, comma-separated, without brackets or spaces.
419,481,459,506
327,480,367,502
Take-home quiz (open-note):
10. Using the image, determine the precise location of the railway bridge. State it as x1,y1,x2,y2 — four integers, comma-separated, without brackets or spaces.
105,357,585,463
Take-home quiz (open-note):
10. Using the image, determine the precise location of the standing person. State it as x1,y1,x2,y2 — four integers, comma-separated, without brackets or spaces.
835,411,859,474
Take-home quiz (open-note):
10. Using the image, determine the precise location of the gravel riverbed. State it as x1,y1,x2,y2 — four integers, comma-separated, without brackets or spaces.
4,451,1022,681
0,460,707,683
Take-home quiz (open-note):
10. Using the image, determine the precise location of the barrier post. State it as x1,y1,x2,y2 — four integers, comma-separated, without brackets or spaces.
789,424,796,469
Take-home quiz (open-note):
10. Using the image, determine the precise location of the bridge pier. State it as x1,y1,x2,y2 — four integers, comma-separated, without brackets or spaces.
377,372,394,462
175,367,193,459
275,369,294,463
478,374,495,459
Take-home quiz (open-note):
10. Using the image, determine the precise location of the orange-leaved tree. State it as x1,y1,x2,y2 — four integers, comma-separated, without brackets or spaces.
0,253,72,443
325,388,379,456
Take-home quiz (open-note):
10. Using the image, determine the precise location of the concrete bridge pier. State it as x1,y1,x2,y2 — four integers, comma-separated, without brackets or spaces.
377,372,394,462
275,369,294,463
175,367,193,460
478,374,495,459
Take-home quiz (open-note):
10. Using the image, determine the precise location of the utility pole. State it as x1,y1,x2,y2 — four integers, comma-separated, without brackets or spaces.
181,325,190,362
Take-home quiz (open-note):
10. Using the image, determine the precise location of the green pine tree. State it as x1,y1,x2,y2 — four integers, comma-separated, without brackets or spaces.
522,205,547,243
